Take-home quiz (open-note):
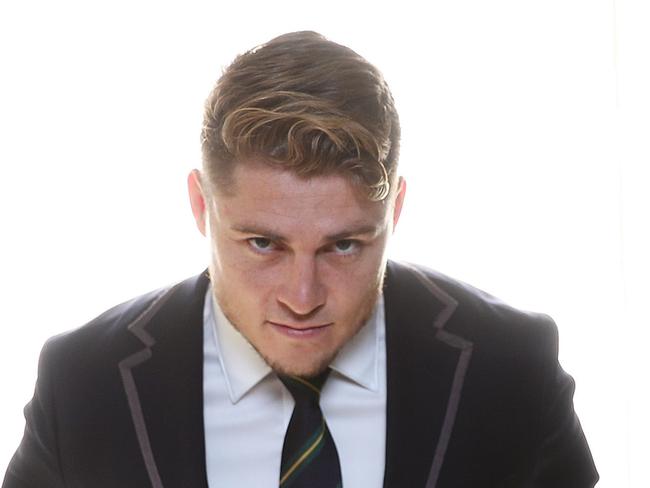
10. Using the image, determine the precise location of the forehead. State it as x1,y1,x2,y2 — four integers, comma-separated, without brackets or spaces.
211,162,389,234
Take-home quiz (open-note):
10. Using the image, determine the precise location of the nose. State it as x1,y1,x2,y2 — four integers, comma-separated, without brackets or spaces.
276,255,326,317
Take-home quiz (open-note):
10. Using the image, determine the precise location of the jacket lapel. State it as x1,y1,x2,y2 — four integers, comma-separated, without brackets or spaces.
383,262,473,488
118,271,210,488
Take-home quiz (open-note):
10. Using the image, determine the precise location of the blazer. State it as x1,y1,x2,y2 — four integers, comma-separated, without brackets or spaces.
3,261,598,487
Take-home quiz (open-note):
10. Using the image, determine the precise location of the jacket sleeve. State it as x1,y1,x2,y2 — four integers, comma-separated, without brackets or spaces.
2,340,66,488
527,319,599,487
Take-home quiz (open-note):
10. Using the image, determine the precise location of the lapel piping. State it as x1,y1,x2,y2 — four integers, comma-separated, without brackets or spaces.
402,263,474,488
118,283,181,488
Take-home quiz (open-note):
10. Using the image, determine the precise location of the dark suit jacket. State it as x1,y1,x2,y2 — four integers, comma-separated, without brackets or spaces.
3,261,598,487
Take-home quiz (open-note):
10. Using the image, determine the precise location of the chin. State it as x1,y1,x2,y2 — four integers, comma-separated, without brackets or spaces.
266,353,336,379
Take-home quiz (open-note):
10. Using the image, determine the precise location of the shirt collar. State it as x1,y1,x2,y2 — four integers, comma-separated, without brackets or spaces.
205,288,384,404
206,290,271,404
329,293,384,392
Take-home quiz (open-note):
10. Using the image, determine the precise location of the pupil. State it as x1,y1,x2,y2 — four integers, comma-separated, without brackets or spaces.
255,238,270,248
337,240,351,251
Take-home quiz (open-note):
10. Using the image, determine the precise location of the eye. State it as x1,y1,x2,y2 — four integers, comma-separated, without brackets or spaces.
332,239,360,255
248,237,276,253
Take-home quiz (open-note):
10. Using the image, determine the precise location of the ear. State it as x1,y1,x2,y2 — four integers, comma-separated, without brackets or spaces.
391,177,406,230
187,169,208,237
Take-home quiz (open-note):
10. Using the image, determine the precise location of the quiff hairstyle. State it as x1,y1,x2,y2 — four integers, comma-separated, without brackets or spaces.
200,31,400,201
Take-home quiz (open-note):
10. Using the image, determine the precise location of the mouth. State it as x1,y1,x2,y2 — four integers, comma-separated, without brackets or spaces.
267,321,332,338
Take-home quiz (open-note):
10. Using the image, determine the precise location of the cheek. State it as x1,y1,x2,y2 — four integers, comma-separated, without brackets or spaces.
323,259,384,304
219,259,278,309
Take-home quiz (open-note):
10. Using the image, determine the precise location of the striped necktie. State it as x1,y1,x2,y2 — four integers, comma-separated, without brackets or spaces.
278,369,343,488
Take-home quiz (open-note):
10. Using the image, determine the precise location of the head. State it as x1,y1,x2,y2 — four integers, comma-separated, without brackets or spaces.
188,31,405,377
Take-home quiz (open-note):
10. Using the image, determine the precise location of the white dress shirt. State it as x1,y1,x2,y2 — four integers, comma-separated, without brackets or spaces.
202,287,387,488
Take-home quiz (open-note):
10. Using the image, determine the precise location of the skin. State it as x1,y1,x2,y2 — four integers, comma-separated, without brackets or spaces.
188,162,405,378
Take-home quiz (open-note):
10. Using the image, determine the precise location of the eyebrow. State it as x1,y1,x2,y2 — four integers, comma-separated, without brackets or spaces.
230,223,383,242
231,225,287,243
325,225,382,241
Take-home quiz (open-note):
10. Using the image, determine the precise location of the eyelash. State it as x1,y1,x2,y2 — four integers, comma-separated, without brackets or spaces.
247,237,277,253
245,238,362,257
332,239,361,256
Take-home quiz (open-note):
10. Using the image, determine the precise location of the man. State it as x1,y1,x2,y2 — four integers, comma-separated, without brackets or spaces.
3,31,598,487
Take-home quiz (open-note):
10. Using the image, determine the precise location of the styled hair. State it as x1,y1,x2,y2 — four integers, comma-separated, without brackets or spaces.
201,31,400,201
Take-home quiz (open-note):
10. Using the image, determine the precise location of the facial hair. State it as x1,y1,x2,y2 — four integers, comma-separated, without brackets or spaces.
212,267,385,379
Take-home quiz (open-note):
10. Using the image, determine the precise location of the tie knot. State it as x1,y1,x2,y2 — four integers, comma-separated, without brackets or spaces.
278,369,331,404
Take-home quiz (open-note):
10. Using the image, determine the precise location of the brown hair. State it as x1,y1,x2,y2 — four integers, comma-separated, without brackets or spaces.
201,31,400,201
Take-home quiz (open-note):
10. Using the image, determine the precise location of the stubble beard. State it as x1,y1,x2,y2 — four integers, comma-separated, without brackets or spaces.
211,269,385,379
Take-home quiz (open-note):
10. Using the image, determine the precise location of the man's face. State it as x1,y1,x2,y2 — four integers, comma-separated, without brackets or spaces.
188,162,405,378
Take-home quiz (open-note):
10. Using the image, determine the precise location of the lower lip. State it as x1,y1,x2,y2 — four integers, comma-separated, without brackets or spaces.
268,322,332,339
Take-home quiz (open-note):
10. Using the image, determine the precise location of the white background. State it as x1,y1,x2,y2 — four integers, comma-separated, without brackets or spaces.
0,1,648,486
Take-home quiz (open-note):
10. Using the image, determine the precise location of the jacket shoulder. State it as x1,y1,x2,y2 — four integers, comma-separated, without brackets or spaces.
40,272,207,367
387,260,560,355
42,284,171,361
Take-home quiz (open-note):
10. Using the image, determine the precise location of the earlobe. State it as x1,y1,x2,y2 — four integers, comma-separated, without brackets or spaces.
392,177,406,230
187,169,208,237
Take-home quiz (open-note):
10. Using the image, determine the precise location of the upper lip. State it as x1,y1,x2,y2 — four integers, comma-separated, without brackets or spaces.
268,321,332,330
